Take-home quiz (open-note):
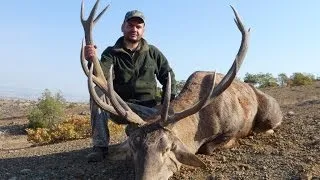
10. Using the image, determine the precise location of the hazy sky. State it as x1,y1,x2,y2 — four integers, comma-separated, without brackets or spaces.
1,0,319,101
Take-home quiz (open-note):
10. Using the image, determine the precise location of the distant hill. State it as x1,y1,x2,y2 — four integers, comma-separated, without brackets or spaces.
0,85,88,102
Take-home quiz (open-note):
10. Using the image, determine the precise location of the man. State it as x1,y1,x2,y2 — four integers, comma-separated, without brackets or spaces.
84,10,177,162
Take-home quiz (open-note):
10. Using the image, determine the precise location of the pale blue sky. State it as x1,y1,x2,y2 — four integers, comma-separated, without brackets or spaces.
0,1,319,101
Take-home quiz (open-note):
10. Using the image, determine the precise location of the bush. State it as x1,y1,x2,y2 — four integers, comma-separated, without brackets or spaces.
26,115,91,145
290,73,314,86
244,73,278,88
108,120,125,138
27,89,66,129
244,73,259,85
26,115,126,145
266,81,279,88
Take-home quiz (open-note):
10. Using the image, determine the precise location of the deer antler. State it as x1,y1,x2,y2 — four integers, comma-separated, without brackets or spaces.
161,73,172,123
80,0,109,80
160,72,217,126
161,6,250,124
80,0,147,125
88,64,147,125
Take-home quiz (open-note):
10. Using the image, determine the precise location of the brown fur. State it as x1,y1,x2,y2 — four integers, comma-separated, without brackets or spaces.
117,71,283,180
168,71,282,155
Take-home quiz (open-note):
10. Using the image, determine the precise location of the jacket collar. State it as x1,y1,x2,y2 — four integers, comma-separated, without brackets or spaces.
111,36,149,53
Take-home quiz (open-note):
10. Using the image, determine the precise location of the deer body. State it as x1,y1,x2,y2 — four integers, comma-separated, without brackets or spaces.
167,72,281,154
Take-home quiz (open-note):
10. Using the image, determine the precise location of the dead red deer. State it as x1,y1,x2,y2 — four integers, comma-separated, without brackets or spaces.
80,0,283,179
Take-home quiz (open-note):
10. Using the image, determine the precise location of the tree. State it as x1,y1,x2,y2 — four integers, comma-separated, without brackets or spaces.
244,73,278,88
243,73,258,85
278,73,289,87
257,73,278,88
290,72,314,86
176,80,186,93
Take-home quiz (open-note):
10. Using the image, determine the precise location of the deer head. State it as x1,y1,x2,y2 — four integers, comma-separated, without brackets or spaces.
80,1,250,179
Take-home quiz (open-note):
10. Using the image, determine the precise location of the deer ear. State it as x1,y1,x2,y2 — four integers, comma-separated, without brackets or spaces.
172,139,206,168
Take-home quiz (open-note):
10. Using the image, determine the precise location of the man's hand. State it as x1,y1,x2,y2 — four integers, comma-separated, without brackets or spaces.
84,44,97,61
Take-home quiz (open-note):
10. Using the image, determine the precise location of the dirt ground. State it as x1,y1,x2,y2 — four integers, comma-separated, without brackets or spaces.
0,82,319,180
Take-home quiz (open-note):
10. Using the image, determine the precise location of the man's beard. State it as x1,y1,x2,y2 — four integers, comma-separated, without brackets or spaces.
125,35,141,43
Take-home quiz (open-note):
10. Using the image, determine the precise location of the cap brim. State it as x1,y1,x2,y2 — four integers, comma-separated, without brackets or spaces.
126,16,145,23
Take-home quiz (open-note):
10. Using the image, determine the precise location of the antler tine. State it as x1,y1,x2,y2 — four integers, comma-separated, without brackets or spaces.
167,6,250,124
81,40,133,115
81,0,108,82
80,38,107,88
88,0,100,23
81,39,130,109
107,65,147,125
94,4,110,24
106,65,128,116
88,64,118,115
80,0,101,45
230,6,250,36
207,5,250,99
89,64,147,125
80,39,89,76
80,0,85,24
161,73,172,123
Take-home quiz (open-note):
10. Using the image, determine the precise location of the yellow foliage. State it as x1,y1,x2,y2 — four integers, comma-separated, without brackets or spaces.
26,115,91,145
108,120,125,138
26,115,126,145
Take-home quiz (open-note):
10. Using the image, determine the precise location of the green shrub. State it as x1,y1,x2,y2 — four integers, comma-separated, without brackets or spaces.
290,73,314,86
27,89,66,129
244,73,278,88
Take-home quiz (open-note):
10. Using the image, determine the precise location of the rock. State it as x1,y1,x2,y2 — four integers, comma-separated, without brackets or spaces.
265,129,274,134
287,111,295,116
79,111,90,115
222,156,227,162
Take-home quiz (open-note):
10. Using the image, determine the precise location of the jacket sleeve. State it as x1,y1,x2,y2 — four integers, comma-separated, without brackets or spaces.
100,47,114,80
152,46,177,101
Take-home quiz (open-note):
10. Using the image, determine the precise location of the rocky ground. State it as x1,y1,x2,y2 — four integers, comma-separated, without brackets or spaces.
0,83,319,180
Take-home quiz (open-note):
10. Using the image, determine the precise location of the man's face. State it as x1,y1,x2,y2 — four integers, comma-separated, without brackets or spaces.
122,17,145,43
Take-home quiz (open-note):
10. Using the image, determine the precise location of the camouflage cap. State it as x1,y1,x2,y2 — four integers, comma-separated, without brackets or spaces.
124,10,145,23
